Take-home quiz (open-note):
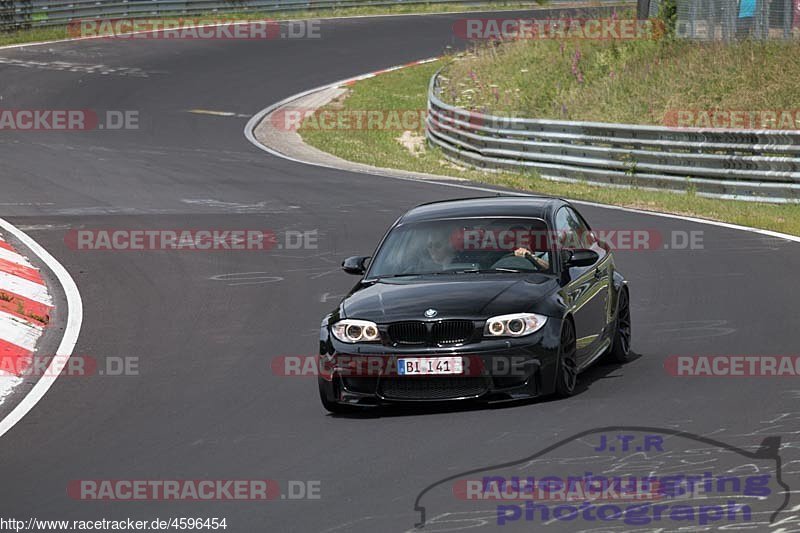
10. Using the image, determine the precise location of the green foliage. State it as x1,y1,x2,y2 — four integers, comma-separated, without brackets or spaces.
657,0,678,39
439,38,800,126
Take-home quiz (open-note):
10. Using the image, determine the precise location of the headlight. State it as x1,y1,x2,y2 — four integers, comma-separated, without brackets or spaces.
484,313,547,338
332,319,381,343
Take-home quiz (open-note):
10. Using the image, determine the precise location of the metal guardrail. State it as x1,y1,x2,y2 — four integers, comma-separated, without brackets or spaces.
426,71,800,202
0,0,621,31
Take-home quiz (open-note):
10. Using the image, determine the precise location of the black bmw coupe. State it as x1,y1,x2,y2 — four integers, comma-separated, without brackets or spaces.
318,196,631,413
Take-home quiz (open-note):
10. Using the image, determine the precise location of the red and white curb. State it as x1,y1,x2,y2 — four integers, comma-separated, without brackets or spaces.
0,233,53,404
339,58,440,86
0,218,81,439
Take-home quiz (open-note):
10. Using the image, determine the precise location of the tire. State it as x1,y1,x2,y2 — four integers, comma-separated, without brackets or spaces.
606,287,632,364
554,319,578,398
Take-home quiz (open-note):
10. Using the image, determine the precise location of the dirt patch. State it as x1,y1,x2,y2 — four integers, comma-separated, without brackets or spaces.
396,130,426,156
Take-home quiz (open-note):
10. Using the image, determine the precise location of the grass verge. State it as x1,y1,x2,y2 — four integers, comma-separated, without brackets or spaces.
299,58,800,236
441,28,800,125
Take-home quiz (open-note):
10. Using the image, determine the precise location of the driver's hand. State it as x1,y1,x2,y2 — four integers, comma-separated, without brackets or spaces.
514,248,532,258
515,248,548,270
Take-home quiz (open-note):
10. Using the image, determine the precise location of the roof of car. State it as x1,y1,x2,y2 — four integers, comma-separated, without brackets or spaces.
399,195,567,224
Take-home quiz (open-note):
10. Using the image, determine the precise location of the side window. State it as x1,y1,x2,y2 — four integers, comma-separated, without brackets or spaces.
555,207,594,250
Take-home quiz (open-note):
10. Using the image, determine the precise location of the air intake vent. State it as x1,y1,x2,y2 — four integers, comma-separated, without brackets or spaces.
387,320,475,346
432,320,474,345
387,322,427,345
379,377,488,400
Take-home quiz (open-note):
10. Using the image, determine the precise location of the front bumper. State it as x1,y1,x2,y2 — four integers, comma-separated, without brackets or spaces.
318,317,562,407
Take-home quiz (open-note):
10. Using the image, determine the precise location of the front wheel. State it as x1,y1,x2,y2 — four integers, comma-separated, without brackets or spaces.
606,287,632,364
554,319,578,398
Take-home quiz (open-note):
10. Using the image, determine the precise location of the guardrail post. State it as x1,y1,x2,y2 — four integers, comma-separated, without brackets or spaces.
754,0,767,38
637,0,651,20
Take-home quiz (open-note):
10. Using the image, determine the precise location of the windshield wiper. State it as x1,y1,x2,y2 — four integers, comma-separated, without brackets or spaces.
375,268,531,279
456,268,527,274
375,272,450,279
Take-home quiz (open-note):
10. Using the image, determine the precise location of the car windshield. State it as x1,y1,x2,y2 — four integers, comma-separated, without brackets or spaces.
367,217,554,278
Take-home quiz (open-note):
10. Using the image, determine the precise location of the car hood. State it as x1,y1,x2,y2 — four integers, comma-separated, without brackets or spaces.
342,274,560,322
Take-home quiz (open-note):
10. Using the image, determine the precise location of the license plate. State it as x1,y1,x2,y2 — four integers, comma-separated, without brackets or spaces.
397,357,463,376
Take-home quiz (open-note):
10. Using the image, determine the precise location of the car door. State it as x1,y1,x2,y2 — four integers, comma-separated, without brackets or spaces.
555,206,610,366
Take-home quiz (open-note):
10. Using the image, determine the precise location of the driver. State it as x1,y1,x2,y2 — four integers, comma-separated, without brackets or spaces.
425,228,458,269
504,224,550,270
422,225,549,272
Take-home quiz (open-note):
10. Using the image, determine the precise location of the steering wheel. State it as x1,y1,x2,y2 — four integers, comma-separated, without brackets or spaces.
490,253,543,271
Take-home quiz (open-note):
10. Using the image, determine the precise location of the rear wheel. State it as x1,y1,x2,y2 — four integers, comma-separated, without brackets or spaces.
606,287,632,364
554,319,578,398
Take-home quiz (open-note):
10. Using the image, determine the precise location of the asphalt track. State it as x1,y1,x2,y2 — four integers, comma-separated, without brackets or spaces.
0,9,799,533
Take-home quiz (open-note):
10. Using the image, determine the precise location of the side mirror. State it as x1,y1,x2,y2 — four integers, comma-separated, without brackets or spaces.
342,256,370,275
563,249,599,268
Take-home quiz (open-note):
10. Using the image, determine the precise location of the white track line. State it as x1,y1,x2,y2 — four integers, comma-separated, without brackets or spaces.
243,67,800,245
0,217,83,439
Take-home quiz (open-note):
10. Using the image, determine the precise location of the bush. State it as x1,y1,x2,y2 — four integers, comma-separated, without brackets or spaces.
657,0,678,38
